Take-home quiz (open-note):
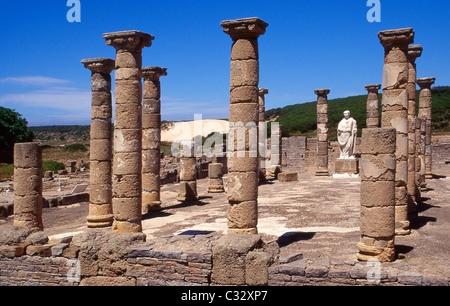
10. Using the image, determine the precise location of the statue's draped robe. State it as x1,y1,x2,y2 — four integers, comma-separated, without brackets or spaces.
337,117,357,158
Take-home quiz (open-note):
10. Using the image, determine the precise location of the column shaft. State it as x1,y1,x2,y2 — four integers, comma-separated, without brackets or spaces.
378,28,414,235
142,67,167,213
417,77,435,180
365,84,381,128
103,30,154,233
358,128,396,262
221,17,268,234
81,58,115,228
315,89,330,176
13,143,43,232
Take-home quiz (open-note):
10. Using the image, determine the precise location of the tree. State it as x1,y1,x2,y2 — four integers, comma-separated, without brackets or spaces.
0,107,34,163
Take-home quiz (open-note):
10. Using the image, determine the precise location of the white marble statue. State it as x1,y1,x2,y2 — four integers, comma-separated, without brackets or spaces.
337,110,357,159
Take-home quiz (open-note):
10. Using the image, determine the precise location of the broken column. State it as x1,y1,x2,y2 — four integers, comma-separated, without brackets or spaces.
13,142,43,232
177,141,198,201
103,30,154,233
365,84,381,128
81,57,115,228
269,123,282,178
406,45,422,213
221,17,268,234
208,163,225,193
378,28,414,236
314,89,330,176
258,88,268,181
417,77,435,180
141,66,167,213
358,128,396,262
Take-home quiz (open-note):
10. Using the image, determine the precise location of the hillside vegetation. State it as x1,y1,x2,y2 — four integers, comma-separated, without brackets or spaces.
266,86,450,138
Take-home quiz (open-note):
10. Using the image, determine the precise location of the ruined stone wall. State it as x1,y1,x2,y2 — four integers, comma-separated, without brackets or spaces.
1,231,448,286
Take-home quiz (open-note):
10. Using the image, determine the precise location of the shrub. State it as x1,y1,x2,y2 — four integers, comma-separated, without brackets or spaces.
42,160,65,174
63,143,87,152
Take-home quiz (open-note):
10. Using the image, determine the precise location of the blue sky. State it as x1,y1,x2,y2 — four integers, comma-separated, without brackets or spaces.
0,0,448,126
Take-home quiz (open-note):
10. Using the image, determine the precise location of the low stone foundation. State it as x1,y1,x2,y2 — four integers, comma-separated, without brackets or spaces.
1,227,448,286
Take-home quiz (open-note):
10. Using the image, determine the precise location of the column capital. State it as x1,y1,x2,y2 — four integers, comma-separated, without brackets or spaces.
314,88,330,96
408,44,423,62
103,30,154,52
378,28,414,48
141,66,168,80
259,88,269,96
365,84,381,92
416,77,435,89
81,58,115,73
220,17,268,40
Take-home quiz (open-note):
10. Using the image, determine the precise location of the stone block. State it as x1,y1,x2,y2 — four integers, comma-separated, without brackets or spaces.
277,172,298,182
334,158,359,175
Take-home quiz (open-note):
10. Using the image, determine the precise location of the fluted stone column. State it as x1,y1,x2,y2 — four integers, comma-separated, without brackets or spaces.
365,84,381,128
258,88,268,181
315,89,330,176
417,77,435,180
406,45,422,213
141,66,167,213
358,128,396,262
221,17,268,234
177,141,198,201
13,143,43,232
208,163,225,193
81,57,115,228
103,30,154,233
414,117,422,202
378,28,414,236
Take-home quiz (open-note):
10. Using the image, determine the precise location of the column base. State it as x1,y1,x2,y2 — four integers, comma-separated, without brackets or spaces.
227,228,258,235
86,214,114,228
315,170,329,176
111,220,142,233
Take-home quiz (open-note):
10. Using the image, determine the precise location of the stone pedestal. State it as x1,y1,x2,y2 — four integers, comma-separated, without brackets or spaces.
314,89,330,176
365,84,381,128
221,17,268,235
177,141,198,202
208,163,225,193
417,77,435,180
13,143,43,232
141,66,167,213
334,158,359,177
378,27,414,236
358,128,396,262
103,30,154,233
81,57,115,228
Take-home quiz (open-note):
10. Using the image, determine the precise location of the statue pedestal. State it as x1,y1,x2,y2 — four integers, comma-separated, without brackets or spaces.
333,158,359,178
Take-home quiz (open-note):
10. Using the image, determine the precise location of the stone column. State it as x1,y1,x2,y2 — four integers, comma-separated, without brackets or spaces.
141,66,167,213
258,88,268,181
358,128,396,262
177,141,198,201
81,58,115,228
406,45,422,213
221,17,268,234
208,163,225,193
365,84,381,128
414,117,422,202
378,28,414,236
419,117,427,190
103,30,154,233
314,89,330,176
417,77,435,180
13,143,43,232
270,123,282,178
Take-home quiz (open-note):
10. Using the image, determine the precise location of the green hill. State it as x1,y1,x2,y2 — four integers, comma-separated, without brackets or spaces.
266,86,450,139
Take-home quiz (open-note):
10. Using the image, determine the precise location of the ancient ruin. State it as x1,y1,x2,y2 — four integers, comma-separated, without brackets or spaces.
141,66,167,213
177,141,198,201
104,30,154,233
81,57,115,228
365,84,381,128
378,27,414,236
221,17,268,235
314,88,330,176
417,77,435,180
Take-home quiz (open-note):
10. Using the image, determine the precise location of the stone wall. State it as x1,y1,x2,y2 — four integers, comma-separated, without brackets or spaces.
1,229,448,286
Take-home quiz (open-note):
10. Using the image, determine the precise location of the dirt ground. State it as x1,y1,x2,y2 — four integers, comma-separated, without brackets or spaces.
1,162,449,278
